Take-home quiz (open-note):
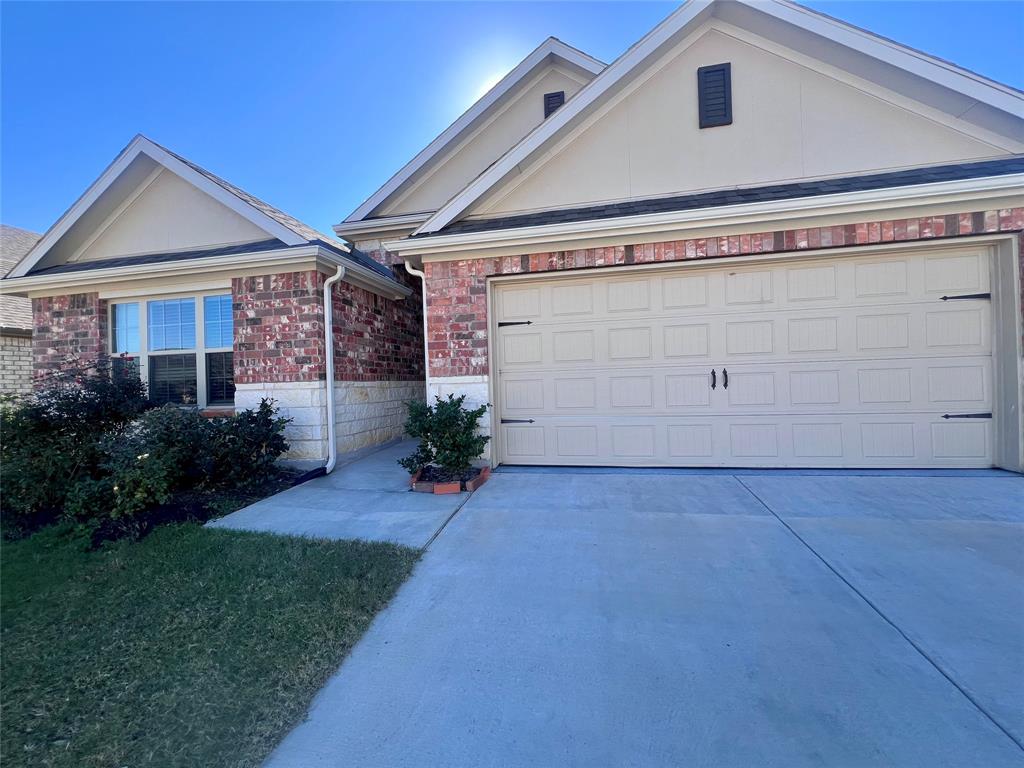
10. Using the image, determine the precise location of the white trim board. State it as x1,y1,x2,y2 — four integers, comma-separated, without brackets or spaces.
336,37,605,228
385,173,1024,259
9,135,311,279
416,0,1024,236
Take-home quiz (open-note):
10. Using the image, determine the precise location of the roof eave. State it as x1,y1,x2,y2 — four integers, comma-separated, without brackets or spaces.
385,172,1024,258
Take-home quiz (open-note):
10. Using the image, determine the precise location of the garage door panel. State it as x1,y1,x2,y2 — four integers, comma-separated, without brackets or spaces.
497,414,992,468
494,248,994,468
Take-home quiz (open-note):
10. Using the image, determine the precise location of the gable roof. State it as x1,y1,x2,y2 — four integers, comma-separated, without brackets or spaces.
337,37,605,230
433,156,1024,236
0,225,39,332
8,135,393,282
415,0,1024,236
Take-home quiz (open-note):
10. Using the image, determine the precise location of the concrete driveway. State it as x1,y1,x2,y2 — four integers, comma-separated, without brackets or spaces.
266,467,1024,767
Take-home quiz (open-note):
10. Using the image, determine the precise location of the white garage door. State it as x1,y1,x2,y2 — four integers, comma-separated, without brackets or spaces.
493,247,994,468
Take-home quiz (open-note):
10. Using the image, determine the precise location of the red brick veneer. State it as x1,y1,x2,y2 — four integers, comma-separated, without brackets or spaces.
424,208,1024,378
32,292,107,378
331,268,423,382
233,270,327,384
233,268,423,385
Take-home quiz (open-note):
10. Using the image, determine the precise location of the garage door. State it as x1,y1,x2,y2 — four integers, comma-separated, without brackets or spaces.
493,247,994,468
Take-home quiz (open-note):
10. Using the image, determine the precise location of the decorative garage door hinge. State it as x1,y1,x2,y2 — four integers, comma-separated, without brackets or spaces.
940,292,991,301
501,418,536,424
498,320,533,327
941,412,992,419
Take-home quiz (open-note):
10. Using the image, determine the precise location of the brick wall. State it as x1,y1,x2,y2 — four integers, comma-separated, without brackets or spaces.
0,333,32,394
424,207,1024,378
233,267,424,385
331,267,423,382
233,270,327,384
31,292,107,378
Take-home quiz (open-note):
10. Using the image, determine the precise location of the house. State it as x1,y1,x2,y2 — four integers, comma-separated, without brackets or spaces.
2,136,423,465
338,0,1024,472
0,225,39,395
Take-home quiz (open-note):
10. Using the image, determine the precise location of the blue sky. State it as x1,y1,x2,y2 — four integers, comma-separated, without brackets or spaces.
2,1,1021,238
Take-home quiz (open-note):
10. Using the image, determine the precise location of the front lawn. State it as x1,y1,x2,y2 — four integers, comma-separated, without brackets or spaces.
1,523,419,768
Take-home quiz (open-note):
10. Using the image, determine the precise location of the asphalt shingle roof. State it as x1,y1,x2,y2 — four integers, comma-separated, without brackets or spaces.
0,225,39,331
148,138,396,280
435,156,1024,236
26,239,288,276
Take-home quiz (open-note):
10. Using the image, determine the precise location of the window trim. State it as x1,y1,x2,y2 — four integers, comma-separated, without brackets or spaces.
109,289,233,409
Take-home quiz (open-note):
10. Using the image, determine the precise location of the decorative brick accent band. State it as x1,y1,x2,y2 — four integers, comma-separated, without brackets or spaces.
233,270,327,384
424,208,1024,378
32,292,107,378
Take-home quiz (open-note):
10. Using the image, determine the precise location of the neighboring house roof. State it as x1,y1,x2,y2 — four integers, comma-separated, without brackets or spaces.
435,156,1024,235
0,225,39,333
336,37,605,234
414,0,1024,236
8,135,397,283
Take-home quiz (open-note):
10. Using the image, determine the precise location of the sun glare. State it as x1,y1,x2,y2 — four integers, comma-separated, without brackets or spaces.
473,72,506,104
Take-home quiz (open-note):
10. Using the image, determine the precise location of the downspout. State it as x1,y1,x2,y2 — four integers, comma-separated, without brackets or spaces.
404,259,430,396
323,264,346,474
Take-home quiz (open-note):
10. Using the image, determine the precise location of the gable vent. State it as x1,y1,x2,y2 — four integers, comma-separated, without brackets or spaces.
697,63,732,128
544,91,565,118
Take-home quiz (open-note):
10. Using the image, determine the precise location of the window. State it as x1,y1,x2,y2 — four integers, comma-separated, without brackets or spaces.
112,303,140,354
204,295,233,348
109,293,234,408
543,91,565,118
697,63,732,128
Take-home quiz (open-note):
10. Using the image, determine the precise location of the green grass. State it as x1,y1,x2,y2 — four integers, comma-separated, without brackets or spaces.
1,523,419,767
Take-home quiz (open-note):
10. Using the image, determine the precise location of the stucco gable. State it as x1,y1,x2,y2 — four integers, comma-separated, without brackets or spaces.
73,168,270,262
417,0,1024,235
336,37,604,238
477,25,1020,218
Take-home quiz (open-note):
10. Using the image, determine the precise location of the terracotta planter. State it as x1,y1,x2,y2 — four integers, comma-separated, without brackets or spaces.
409,469,421,488
433,481,462,495
465,466,491,492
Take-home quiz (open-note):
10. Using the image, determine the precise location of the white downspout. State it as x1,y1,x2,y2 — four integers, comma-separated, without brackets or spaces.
323,264,346,474
404,259,430,397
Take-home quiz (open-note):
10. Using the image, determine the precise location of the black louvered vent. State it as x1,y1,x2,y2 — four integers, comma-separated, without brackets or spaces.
543,91,565,118
697,63,732,128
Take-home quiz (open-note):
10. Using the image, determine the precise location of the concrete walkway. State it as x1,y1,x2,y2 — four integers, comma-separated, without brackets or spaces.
264,467,1024,768
208,440,467,548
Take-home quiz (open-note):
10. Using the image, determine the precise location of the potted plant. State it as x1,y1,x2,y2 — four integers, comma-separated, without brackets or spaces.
399,394,491,494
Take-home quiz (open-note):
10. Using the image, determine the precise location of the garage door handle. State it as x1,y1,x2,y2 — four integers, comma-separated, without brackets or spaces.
710,369,716,390
722,369,729,389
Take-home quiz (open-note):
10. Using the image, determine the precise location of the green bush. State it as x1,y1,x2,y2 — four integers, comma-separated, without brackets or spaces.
208,399,291,489
399,394,489,479
1,358,149,534
1,357,291,543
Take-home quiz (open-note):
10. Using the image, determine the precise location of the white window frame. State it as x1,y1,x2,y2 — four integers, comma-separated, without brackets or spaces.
109,289,233,409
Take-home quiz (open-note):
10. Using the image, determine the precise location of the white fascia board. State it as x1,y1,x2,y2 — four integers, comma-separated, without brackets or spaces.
767,0,1024,114
9,136,307,279
333,211,431,240
138,138,307,247
339,38,606,226
418,0,1024,236
8,138,144,278
2,245,410,302
415,0,715,235
316,247,412,300
2,245,322,297
386,173,1024,258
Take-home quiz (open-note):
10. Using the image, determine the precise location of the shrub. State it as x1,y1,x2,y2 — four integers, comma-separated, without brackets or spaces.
399,394,489,479
1,357,150,534
1,353,290,543
208,399,291,490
